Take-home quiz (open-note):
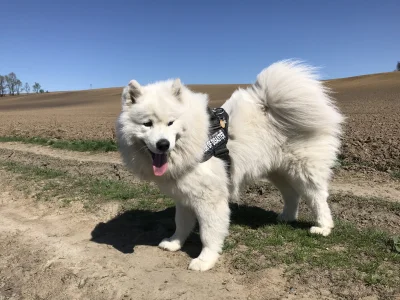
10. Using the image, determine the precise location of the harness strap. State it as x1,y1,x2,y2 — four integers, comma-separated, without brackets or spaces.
201,107,231,176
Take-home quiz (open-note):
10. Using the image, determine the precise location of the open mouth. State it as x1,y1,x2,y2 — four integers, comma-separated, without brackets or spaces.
149,150,168,176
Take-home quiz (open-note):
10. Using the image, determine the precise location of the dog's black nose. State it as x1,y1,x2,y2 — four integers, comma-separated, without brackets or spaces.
156,139,170,152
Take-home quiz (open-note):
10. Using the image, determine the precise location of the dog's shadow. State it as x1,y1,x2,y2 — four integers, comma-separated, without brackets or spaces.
90,204,312,258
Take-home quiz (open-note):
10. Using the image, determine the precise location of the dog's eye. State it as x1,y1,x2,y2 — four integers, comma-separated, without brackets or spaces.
143,121,153,127
168,121,174,126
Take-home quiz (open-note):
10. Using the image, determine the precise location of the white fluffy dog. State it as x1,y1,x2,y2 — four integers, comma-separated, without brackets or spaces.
115,60,344,271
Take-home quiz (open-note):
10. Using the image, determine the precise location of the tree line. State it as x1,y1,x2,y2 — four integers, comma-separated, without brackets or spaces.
0,72,45,97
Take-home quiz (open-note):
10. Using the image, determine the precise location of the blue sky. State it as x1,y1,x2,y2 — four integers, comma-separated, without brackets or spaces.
1,0,399,92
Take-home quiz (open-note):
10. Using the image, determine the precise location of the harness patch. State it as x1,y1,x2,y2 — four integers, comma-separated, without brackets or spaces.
203,129,227,154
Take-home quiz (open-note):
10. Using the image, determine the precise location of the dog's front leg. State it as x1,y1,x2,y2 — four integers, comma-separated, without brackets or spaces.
158,202,196,252
188,199,230,272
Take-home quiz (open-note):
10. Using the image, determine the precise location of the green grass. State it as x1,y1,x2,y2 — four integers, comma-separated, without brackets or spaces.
3,161,65,179
335,154,400,177
0,160,173,211
333,155,350,169
224,196,400,290
0,136,118,152
329,193,400,213
225,217,400,288
391,171,400,180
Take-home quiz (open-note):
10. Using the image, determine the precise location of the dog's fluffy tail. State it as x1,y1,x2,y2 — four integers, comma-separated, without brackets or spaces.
254,60,344,135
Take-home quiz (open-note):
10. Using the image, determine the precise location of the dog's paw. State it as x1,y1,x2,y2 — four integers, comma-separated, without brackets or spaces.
158,238,181,252
310,226,331,237
188,257,217,272
188,248,220,272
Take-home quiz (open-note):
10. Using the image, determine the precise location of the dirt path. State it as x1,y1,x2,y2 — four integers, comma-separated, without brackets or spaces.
0,177,248,300
0,172,330,300
330,170,400,203
0,142,122,164
0,142,399,300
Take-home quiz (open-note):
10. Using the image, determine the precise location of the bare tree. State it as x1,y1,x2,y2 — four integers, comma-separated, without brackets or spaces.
397,61,400,72
32,82,41,93
15,80,23,95
0,75,6,97
5,72,18,95
24,82,30,94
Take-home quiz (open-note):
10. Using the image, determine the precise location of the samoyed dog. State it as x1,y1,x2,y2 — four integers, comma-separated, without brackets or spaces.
115,60,344,272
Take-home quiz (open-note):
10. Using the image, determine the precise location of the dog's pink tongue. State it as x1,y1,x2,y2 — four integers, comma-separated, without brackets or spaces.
152,153,168,176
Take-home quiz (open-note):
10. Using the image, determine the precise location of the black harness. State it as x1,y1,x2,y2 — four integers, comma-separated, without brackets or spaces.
201,107,231,175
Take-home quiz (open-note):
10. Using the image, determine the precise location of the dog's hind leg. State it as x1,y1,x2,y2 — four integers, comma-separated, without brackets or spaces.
188,199,230,272
159,202,196,252
268,173,300,222
290,175,334,237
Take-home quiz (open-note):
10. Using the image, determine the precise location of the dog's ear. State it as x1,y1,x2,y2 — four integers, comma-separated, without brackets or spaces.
127,80,142,104
121,80,142,106
172,78,182,99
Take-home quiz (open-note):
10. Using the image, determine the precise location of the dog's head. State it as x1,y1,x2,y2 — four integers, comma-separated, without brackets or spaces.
116,78,209,178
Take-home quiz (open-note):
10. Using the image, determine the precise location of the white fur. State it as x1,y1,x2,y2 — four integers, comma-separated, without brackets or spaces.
116,60,345,271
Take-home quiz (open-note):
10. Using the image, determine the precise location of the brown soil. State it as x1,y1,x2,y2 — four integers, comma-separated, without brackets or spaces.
1,73,399,172
0,84,246,141
325,72,400,173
